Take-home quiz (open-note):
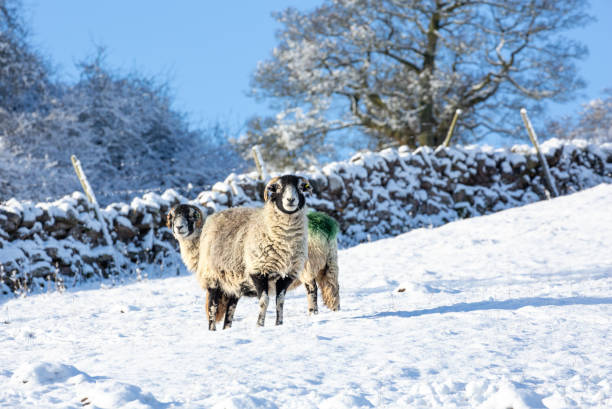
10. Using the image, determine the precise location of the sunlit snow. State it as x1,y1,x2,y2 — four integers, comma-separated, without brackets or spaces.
1,184,610,408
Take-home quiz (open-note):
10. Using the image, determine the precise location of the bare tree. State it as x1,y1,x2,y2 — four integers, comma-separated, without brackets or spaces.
239,0,591,167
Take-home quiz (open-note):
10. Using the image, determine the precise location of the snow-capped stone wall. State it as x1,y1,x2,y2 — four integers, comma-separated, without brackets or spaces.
1,139,611,295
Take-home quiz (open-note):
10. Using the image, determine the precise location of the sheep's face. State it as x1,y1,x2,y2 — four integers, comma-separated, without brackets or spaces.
166,204,203,239
264,175,312,215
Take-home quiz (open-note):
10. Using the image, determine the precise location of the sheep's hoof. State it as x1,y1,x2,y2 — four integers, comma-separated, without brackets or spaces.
208,323,217,331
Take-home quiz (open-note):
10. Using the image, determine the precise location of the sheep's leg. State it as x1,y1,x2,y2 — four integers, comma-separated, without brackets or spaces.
304,279,319,315
318,255,340,311
275,276,296,325
207,288,221,331
223,295,239,329
251,274,269,327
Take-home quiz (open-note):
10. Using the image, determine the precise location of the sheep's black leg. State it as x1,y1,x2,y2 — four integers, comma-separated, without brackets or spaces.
275,276,296,325
304,279,318,315
251,274,269,327
207,288,221,331
223,295,239,329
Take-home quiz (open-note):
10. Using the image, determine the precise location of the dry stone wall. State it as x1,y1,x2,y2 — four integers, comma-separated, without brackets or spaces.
1,139,611,295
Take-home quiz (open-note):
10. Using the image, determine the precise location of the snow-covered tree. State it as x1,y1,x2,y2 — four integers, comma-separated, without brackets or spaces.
0,0,50,113
547,89,612,143
0,45,245,203
240,0,591,167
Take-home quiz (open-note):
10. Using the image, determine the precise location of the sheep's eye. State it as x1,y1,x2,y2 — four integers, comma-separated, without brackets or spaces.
193,212,199,219
268,184,279,192
302,183,310,191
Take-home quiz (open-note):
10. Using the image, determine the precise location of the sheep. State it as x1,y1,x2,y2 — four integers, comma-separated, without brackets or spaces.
166,204,203,274
169,205,341,326
288,211,340,314
168,175,312,330
166,203,235,324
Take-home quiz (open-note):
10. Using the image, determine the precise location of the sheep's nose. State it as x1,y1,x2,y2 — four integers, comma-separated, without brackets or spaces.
175,221,188,234
286,197,296,205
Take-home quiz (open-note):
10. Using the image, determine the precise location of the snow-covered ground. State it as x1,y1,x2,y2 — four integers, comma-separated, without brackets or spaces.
1,184,611,409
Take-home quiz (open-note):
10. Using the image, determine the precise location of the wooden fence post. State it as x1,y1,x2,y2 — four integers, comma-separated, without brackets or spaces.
251,145,269,181
442,109,462,147
71,155,115,247
520,108,559,198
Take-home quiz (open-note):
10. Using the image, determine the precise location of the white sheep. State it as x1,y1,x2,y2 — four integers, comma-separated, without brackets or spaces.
289,211,340,314
168,175,312,330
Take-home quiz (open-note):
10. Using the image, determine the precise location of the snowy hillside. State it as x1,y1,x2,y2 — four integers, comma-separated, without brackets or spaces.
1,184,611,408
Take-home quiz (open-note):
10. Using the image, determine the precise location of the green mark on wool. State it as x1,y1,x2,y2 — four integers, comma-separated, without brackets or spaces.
308,211,339,241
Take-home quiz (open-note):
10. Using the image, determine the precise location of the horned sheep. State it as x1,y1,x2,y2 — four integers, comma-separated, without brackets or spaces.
167,175,312,330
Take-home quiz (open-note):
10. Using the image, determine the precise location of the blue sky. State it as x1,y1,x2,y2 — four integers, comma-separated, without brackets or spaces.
24,0,320,129
24,0,612,138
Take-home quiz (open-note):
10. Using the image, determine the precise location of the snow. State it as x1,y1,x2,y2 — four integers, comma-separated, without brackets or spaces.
1,184,611,408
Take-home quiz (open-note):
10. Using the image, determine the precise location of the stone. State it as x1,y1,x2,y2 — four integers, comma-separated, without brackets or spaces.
0,208,21,233
115,223,138,241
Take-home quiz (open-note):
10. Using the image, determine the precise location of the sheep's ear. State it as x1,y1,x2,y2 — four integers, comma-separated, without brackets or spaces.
301,178,313,194
166,208,174,229
194,208,204,229
264,177,280,202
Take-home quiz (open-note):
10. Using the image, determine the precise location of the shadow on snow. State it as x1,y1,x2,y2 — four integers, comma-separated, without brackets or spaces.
357,296,612,320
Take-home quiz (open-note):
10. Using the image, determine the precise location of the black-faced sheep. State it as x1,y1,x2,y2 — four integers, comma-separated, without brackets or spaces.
168,205,341,327
166,204,203,273
166,204,235,325
168,175,311,330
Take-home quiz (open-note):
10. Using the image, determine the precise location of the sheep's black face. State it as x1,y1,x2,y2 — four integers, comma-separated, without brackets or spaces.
167,204,203,239
265,175,312,215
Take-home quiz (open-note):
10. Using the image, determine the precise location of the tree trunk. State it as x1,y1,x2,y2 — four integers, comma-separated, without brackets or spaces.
417,91,437,146
417,3,442,147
